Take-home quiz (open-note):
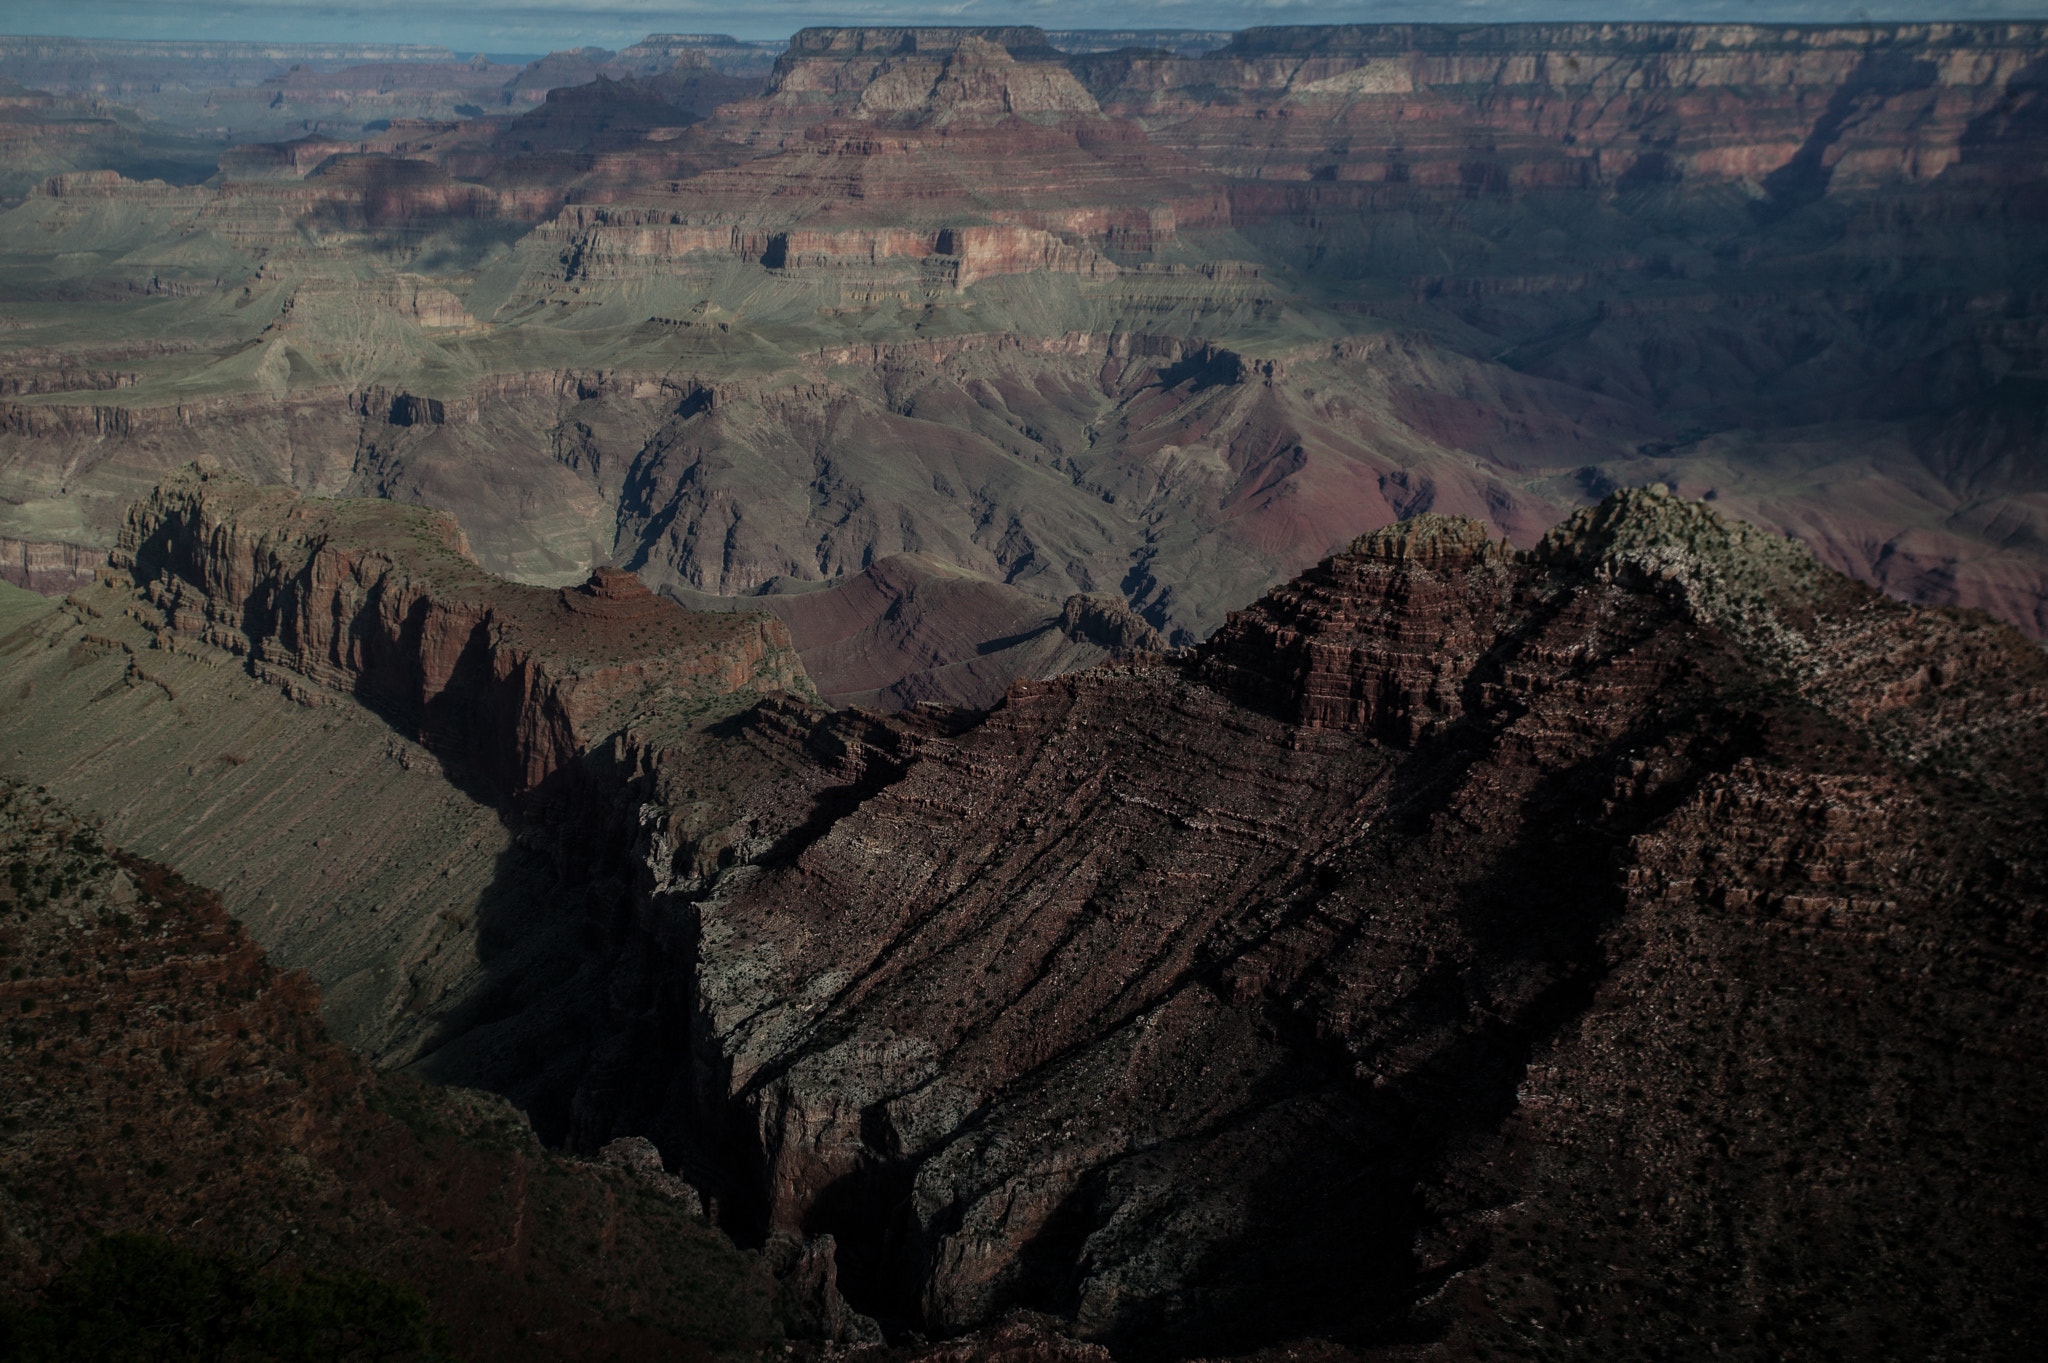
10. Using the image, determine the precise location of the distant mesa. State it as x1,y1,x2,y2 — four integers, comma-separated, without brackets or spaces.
782,26,1067,61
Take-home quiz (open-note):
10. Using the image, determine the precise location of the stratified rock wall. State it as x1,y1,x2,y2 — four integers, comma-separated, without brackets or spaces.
1197,513,1516,738
6,471,2043,1357
0,536,100,594
1085,21,2048,194
596,488,2048,1357
6,22,2047,661
113,464,812,796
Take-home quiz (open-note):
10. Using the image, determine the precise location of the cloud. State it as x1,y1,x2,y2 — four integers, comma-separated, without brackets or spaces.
3,0,2045,55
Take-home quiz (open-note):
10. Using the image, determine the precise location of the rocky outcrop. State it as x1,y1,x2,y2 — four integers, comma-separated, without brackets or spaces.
699,553,1115,709
762,1229,886,1344
113,464,813,797
0,536,99,594
598,1135,706,1214
6,472,2045,1356
1196,513,1517,738
1057,590,1168,654
594,489,2048,1357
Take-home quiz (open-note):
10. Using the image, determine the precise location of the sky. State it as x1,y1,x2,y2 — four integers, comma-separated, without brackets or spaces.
2,1,2045,57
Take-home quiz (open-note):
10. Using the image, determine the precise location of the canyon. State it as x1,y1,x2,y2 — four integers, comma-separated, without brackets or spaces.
0,21,2043,714
0,780,788,1359
2,19,2046,1360
3,469,2043,1358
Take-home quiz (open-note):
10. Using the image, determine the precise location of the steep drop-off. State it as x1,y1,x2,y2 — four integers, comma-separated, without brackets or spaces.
613,487,2045,1358
0,465,811,1103
0,783,783,1361
2,471,2042,1357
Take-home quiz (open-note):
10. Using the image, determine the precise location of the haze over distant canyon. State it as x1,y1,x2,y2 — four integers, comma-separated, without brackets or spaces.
0,18,2043,1363
3,18,2046,702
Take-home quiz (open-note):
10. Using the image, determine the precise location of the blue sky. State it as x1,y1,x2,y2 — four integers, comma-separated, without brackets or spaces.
2,1,2044,56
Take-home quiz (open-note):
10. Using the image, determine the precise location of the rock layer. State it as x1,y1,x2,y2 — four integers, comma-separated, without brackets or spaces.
115,464,812,796
548,487,2048,1356
4,474,2043,1356
5,21,2047,672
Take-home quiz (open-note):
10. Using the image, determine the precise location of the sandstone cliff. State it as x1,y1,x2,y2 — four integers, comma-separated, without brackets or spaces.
113,464,813,798
1083,20,2048,194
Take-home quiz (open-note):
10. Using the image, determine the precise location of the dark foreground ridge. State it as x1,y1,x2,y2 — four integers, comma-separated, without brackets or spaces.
2,478,2045,1360
0,781,780,1360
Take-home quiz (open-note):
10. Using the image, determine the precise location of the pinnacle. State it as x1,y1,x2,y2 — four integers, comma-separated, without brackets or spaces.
560,565,666,620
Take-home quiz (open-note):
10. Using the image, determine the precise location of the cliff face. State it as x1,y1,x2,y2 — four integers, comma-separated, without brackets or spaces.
538,213,1122,290
598,31,1225,259
0,536,99,595
4,473,2044,1356
113,465,813,797
0,470,820,1155
567,487,2047,1358
1082,21,2048,194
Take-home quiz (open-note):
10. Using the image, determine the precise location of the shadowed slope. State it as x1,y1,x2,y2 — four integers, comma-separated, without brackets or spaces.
619,489,2047,1356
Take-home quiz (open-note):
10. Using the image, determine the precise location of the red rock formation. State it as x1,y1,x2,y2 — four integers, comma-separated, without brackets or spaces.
113,465,812,797
1197,514,1517,738
559,564,671,620
8,467,2044,1356
1078,22,2048,197
526,27,1227,283
1056,590,1168,654
0,536,99,594
708,552,1121,708
584,488,2048,1357
4,19,2048,677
